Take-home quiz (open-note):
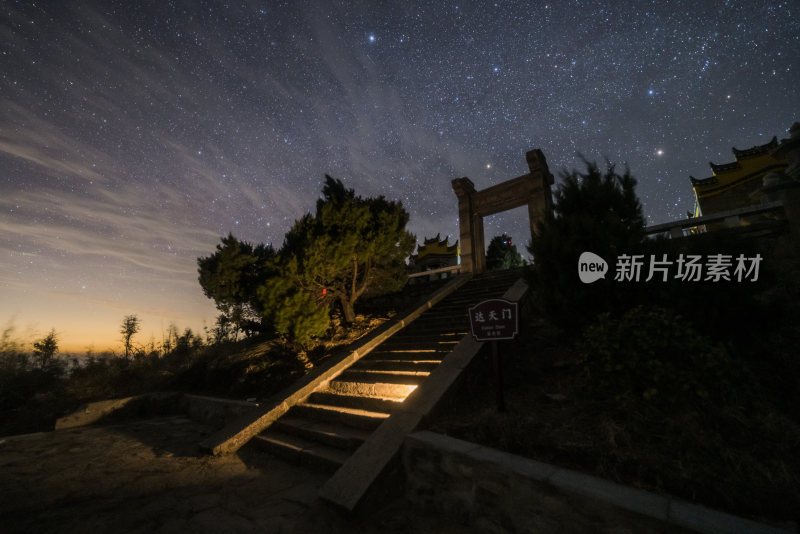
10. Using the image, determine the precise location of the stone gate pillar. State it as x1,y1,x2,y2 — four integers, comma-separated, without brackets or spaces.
525,149,554,238
452,177,479,274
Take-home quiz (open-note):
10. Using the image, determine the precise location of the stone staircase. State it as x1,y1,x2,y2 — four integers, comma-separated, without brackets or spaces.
250,268,524,472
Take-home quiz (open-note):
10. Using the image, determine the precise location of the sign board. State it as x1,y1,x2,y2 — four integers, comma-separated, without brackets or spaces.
468,299,519,341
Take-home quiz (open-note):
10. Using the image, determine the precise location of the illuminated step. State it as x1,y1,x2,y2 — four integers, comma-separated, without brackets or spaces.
369,347,449,355
307,391,402,413
352,358,441,372
337,369,430,385
377,340,459,352
401,315,470,325
273,417,371,450
252,430,350,472
367,350,451,361
291,402,389,430
380,342,460,350
360,351,447,364
327,380,418,399
393,328,468,338
389,331,466,341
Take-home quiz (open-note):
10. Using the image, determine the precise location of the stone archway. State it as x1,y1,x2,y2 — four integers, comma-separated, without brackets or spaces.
452,149,554,274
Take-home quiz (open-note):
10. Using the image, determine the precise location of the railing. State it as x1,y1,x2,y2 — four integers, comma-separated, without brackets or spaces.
407,264,463,279
643,201,785,238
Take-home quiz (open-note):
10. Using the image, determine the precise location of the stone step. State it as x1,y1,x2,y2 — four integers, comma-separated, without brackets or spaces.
252,430,350,472
368,341,452,351
422,301,473,310
400,319,469,330
359,349,448,361
439,294,499,304
290,402,390,430
377,339,460,351
307,391,401,413
273,416,371,450
472,270,526,282
432,298,506,309
389,327,464,337
366,347,451,359
444,283,519,297
401,316,469,328
327,379,419,399
352,358,441,373
336,369,430,386
458,275,520,286
393,330,467,341
430,296,516,311
388,331,465,341
417,315,469,325
434,299,500,310
435,296,513,310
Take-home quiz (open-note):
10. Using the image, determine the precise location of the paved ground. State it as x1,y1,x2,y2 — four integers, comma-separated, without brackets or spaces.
0,416,474,534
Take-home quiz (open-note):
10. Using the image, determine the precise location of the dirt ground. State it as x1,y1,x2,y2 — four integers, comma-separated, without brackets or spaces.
0,416,477,534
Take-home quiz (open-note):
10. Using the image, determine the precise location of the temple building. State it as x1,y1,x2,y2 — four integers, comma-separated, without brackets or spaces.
690,136,789,218
407,234,459,283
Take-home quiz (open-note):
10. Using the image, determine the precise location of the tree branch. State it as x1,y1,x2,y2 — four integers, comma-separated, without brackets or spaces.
350,256,358,301
355,258,371,299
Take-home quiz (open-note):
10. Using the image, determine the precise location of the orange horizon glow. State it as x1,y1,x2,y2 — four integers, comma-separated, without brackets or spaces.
2,285,217,355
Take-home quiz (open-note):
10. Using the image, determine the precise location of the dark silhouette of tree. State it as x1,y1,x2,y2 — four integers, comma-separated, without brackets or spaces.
486,234,526,271
120,315,140,360
528,160,644,330
32,329,58,370
197,234,275,338
210,314,236,344
258,176,415,344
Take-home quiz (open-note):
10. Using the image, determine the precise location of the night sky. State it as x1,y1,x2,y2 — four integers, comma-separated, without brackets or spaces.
2,1,798,352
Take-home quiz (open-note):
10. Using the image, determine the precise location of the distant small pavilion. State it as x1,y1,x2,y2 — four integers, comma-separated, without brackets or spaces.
407,235,459,282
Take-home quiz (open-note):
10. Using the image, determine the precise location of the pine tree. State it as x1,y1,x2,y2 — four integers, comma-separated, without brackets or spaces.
528,160,644,330
259,176,415,344
197,234,275,337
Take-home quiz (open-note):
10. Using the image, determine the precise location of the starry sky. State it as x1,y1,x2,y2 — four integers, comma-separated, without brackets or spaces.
1,1,798,352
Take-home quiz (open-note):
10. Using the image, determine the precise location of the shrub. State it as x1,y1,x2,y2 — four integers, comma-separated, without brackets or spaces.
581,306,746,410
528,160,644,331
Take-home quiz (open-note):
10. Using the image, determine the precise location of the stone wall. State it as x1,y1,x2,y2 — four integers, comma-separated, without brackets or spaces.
403,431,790,534
54,392,260,430
54,391,183,429
179,394,260,427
